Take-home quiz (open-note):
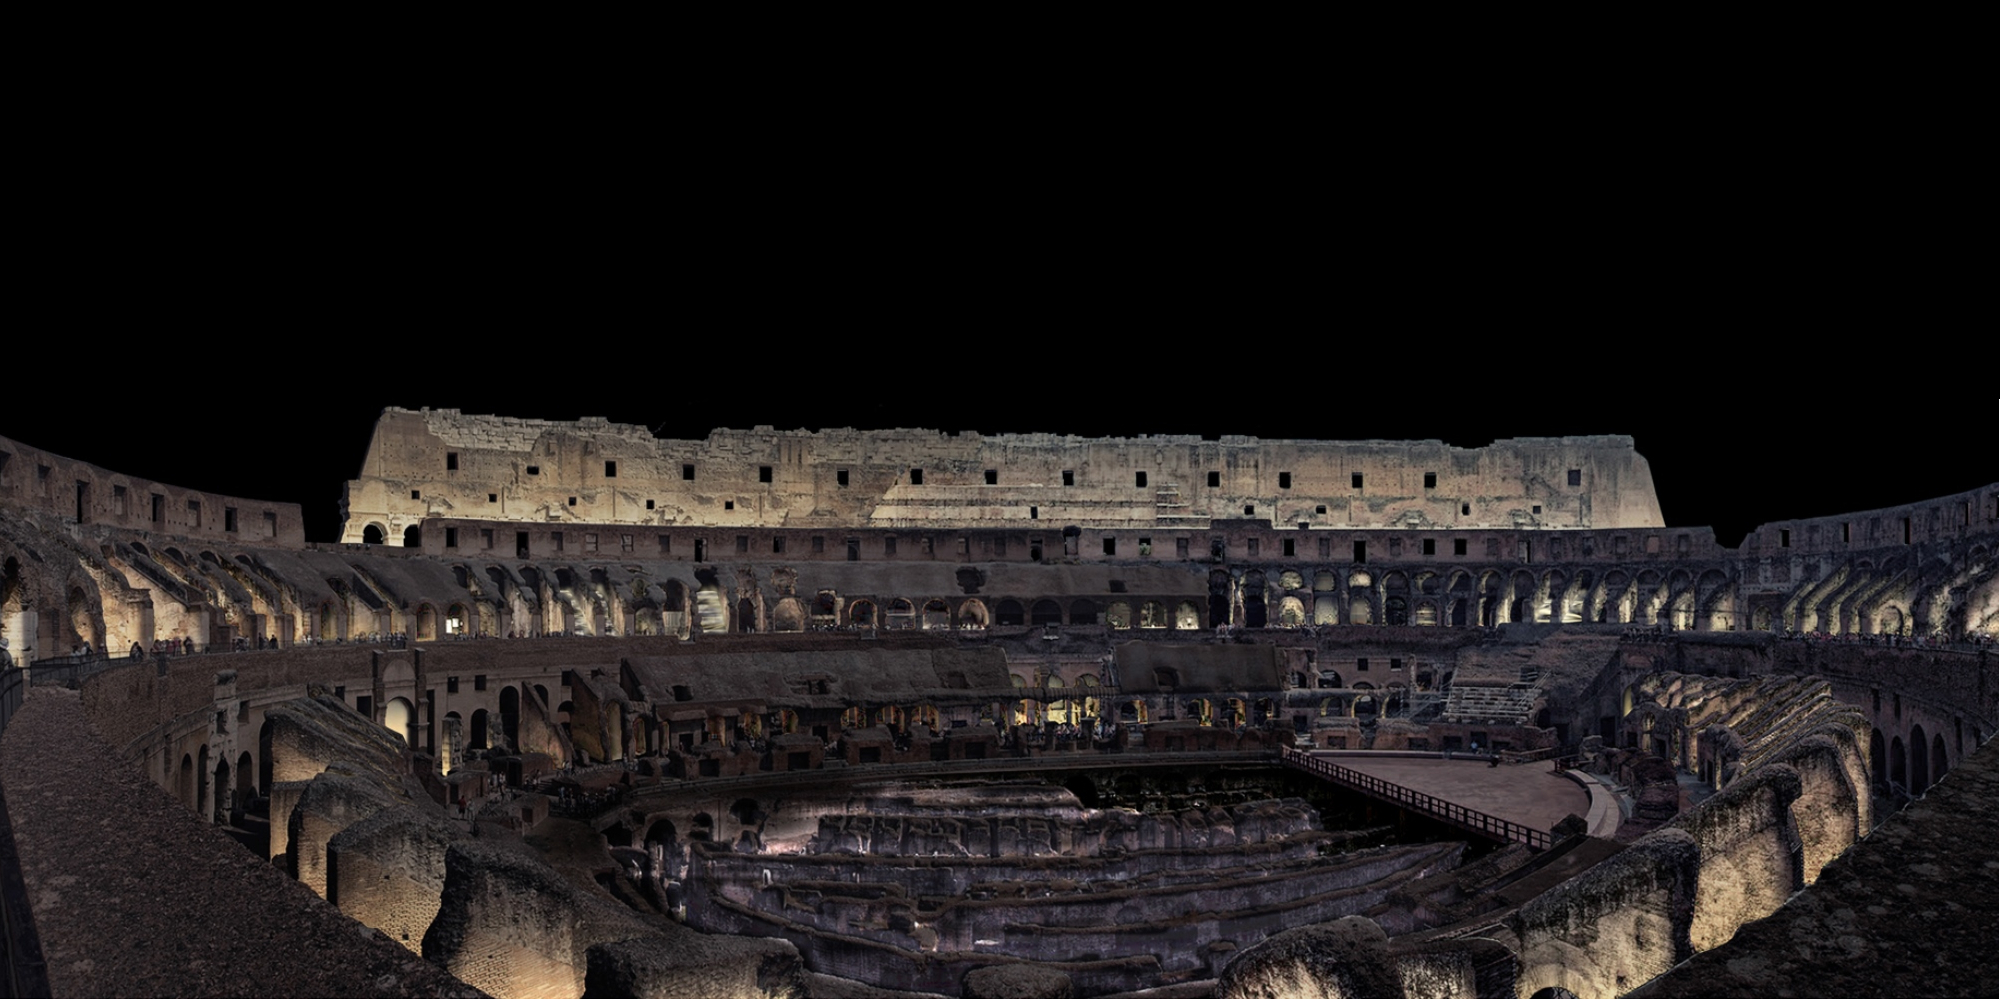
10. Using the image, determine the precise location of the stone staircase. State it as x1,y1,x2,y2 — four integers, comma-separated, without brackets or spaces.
1444,684,1540,724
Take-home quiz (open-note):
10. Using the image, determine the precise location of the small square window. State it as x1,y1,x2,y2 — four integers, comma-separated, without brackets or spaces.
474,675,487,692
812,536,824,553
1354,541,1367,563
1454,538,1467,556
1532,505,1542,515
1424,472,1436,489
683,464,696,480
645,499,654,509
446,452,459,471
985,469,997,485
773,537,785,553
1352,473,1363,489
1357,658,1370,671
488,493,498,503
1208,471,1221,488
447,676,460,694
884,536,898,555
1245,504,1255,515
724,500,734,510
526,465,539,476
1316,505,1327,515
837,469,849,486
760,465,773,483
1136,471,1149,488
1422,538,1435,555
567,496,577,507
1062,470,1074,486
1462,503,1471,516
411,490,421,500
737,535,750,553
1103,538,1117,555
1278,472,1291,489
1283,538,1295,556
605,460,618,477
1567,469,1581,487
445,527,459,547
910,468,924,485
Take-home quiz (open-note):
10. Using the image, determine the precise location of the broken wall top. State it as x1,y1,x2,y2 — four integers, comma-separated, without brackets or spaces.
341,408,1666,541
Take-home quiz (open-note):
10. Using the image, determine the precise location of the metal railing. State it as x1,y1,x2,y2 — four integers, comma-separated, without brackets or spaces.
1276,746,1551,850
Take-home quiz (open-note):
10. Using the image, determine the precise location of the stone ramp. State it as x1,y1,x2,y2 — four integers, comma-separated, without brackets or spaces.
0,688,480,998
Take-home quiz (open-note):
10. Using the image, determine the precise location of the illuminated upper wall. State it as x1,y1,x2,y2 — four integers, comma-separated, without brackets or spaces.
339,407,1666,544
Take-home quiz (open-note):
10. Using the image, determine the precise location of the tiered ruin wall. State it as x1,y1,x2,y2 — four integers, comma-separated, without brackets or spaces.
340,407,1667,543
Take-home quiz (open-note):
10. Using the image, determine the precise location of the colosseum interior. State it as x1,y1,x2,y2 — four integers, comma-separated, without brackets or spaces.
1,409,1993,998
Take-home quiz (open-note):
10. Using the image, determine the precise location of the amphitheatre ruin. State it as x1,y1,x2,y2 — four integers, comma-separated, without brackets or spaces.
0,407,1992,998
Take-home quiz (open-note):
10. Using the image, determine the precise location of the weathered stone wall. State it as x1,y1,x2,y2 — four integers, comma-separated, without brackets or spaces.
423,838,803,998
342,408,1666,543
1513,829,1700,998
0,431,306,546
326,805,454,953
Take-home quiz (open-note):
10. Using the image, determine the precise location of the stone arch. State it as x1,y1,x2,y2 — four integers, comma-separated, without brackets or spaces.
1106,601,1132,629
402,524,421,548
1243,570,1267,627
385,697,416,746
848,599,876,627
994,599,1024,627
1139,601,1168,629
772,596,806,632
414,604,437,642
956,599,989,629
362,523,387,545
1930,732,1949,788
735,597,758,633
921,599,951,630
1909,724,1930,792
1068,599,1100,626
1031,599,1063,626
1277,595,1306,626
1208,570,1232,628
1174,601,1201,630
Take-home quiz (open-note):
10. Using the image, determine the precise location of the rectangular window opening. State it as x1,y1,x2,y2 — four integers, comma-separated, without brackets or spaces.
525,465,539,476
1454,538,1467,556
1103,538,1117,555
1278,472,1291,489
909,468,923,485
446,452,459,471
984,469,997,485
1422,538,1435,555
1062,470,1074,486
1282,538,1295,556
683,464,696,480
760,465,772,483
1136,471,1148,488
605,460,618,477
837,469,849,487
1208,471,1221,488
1567,469,1581,487
445,527,458,548
1424,472,1436,489
1354,540,1366,563
1352,473,1364,489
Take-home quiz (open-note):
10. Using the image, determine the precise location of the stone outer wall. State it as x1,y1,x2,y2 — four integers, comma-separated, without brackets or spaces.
0,431,306,547
341,407,1665,543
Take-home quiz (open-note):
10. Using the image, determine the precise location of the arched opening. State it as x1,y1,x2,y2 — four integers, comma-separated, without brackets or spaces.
1031,599,1063,626
403,525,421,548
362,523,387,545
921,599,951,630
385,697,415,746
500,687,520,748
1909,725,1930,792
848,599,876,627
995,599,1025,627
1174,601,1202,630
